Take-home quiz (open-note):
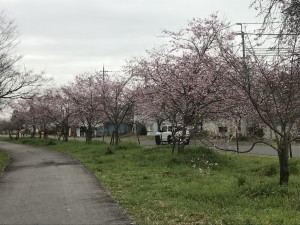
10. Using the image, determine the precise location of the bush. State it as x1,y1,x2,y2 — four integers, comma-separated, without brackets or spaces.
256,128,265,139
140,124,147,135
239,135,249,141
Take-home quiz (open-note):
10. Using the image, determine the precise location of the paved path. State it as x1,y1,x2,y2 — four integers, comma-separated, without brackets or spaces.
0,142,133,225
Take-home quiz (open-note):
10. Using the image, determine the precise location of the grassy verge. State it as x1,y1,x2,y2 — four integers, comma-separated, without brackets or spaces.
3,137,300,225
0,149,10,175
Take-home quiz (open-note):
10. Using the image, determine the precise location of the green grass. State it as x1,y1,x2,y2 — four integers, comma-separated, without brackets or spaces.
3,137,300,225
0,149,10,175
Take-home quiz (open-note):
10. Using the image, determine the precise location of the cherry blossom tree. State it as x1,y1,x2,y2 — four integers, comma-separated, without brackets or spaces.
218,23,300,185
129,15,233,153
251,0,300,34
64,74,104,142
17,97,54,138
133,84,168,132
203,0,300,186
0,119,12,137
39,88,77,141
94,72,135,145
10,109,25,139
10,100,33,137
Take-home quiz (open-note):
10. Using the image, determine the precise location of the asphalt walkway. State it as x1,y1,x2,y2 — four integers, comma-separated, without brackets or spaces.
0,142,133,225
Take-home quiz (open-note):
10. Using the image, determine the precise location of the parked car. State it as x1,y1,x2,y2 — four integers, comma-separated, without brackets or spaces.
155,124,190,145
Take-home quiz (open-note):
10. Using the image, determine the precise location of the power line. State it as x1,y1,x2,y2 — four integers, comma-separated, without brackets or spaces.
241,32,299,36
239,22,281,25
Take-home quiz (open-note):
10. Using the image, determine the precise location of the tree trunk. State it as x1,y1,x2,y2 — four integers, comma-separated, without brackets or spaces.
136,123,140,145
236,131,240,153
289,143,293,158
157,120,163,132
86,124,93,142
178,126,187,154
43,125,48,139
115,125,120,145
63,122,69,142
172,138,176,154
278,139,289,185
110,131,115,145
15,127,20,140
236,116,241,153
31,125,36,138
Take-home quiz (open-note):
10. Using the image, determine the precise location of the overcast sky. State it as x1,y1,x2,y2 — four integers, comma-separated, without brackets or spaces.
0,0,258,84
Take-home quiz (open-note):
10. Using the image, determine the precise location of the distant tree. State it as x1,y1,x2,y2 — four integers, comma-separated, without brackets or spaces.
133,84,168,132
0,119,12,137
40,88,76,141
10,109,25,139
64,74,104,142
14,98,53,138
95,72,135,145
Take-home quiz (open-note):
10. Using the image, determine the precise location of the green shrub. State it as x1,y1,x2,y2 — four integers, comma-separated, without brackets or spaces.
140,124,147,135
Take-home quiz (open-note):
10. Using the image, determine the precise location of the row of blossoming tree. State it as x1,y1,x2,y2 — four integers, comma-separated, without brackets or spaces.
6,0,300,185
7,71,135,145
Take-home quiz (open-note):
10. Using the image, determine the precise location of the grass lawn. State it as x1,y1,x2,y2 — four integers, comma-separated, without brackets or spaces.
3,137,300,225
0,148,10,175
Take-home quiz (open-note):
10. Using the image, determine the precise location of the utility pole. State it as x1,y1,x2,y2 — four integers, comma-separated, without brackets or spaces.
235,23,247,154
102,65,105,80
236,23,246,60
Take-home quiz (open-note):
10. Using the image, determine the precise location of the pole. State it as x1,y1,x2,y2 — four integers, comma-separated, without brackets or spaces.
236,23,245,60
102,65,105,80
236,23,248,142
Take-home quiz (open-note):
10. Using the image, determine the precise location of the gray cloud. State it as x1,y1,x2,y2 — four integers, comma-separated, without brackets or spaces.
0,0,257,84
